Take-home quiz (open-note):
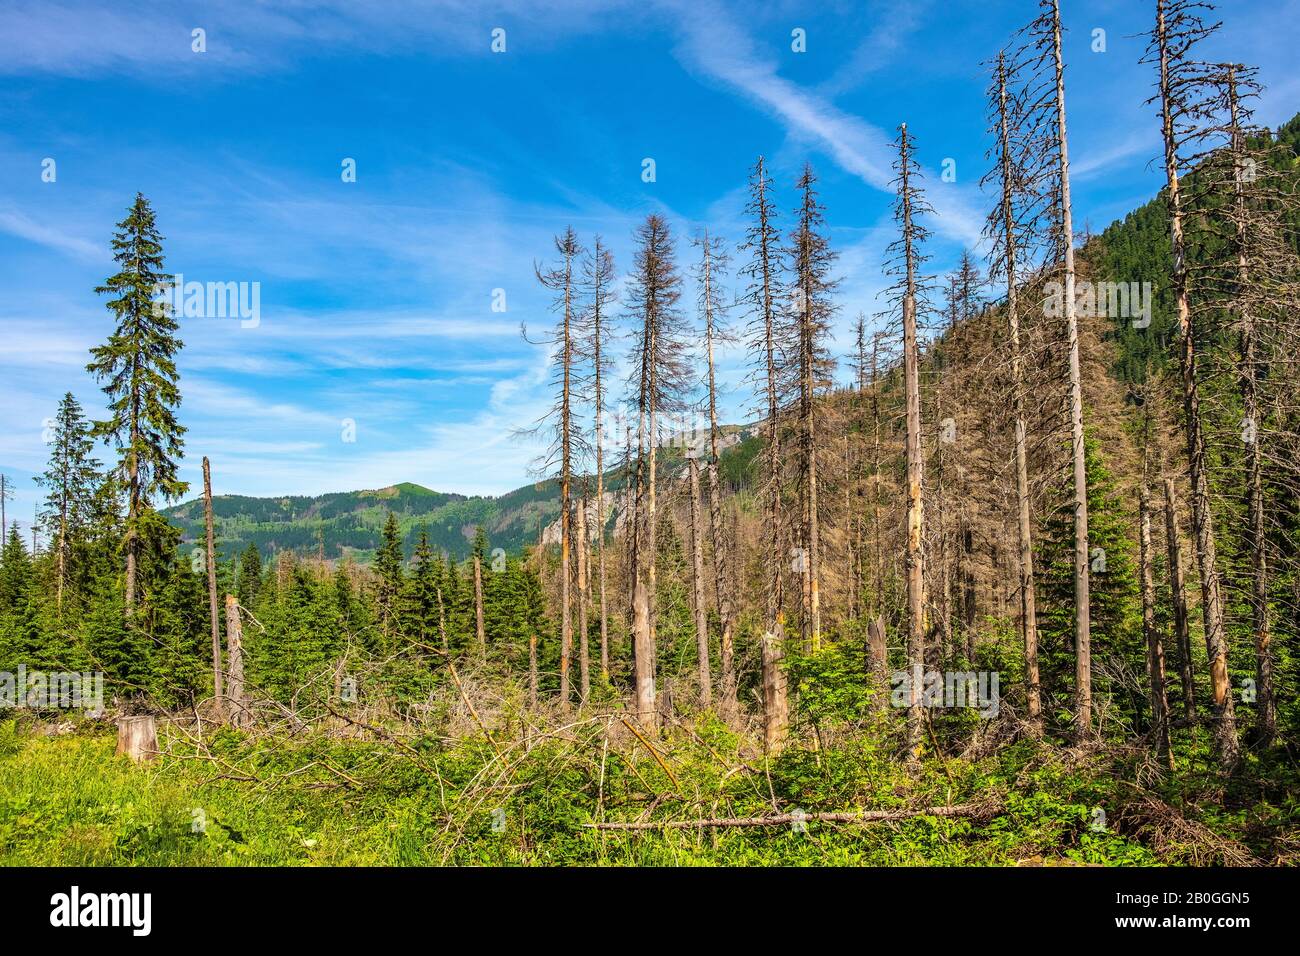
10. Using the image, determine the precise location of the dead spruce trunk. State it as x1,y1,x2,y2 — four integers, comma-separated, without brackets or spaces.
688,456,711,706
202,457,223,714
1154,0,1238,766
224,594,249,730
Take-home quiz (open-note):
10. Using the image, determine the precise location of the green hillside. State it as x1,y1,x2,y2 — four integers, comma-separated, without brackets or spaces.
164,479,559,564
166,423,759,565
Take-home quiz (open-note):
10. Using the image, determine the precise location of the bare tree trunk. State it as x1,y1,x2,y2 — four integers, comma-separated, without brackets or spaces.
576,496,590,702
632,577,656,728
1140,487,1173,767
762,631,787,752
754,158,785,638
800,279,822,652
995,52,1041,732
224,593,248,730
961,523,977,660
935,392,952,661
867,614,888,713
871,335,885,612
559,241,575,708
1049,1,1093,742
701,236,736,716
687,456,711,707
895,125,927,758
904,290,925,758
202,457,224,714
1163,478,1195,720
1155,0,1238,766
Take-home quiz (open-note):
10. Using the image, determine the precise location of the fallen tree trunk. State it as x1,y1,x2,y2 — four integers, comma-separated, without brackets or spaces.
583,802,994,830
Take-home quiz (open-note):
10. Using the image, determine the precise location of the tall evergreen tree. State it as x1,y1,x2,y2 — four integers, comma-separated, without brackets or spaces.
86,193,187,617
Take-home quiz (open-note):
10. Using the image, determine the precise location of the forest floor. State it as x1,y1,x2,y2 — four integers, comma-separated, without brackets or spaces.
2,713,1297,866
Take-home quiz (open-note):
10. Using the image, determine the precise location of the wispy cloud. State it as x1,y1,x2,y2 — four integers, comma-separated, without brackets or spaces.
0,209,103,262
662,0,985,247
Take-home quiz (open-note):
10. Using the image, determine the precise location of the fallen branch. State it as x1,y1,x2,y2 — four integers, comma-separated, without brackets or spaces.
619,717,680,790
583,802,994,831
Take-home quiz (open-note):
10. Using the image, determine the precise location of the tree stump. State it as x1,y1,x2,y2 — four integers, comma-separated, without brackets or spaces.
225,594,250,729
115,716,158,763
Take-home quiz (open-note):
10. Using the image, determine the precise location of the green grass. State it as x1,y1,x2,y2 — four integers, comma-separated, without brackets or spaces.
5,714,1285,866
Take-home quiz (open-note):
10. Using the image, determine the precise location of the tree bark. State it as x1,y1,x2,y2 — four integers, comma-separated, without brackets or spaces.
687,456,711,707
224,593,249,729
1049,1,1093,742
702,241,736,716
1155,0,1239,766
632,577,656,728
202,457,224,713
762,630,788,753
867,614,888,713
575,496,590,702
115,715,158,763
903,291,926,757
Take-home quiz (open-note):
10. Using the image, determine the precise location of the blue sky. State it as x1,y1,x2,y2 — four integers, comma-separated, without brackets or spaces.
1,0,1297,535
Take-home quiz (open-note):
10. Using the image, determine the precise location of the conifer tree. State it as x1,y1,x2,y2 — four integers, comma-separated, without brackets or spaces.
86,193,187,617
374,511,405,645
408,528,441,646
238,542,262,608
35,392,101,614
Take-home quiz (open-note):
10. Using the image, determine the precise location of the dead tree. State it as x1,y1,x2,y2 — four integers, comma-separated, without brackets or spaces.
1147,0,1239,766
575,494,590,701
741,156,789,743
984,49,1042,732
695,230,737,714
885,123,934,758
529,227,587,708
687,453,711,706
224,593,249,729
582,237,617,681
626,214,689,727
1020,0,1093,739
202,456,223,714
787,163,838,651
